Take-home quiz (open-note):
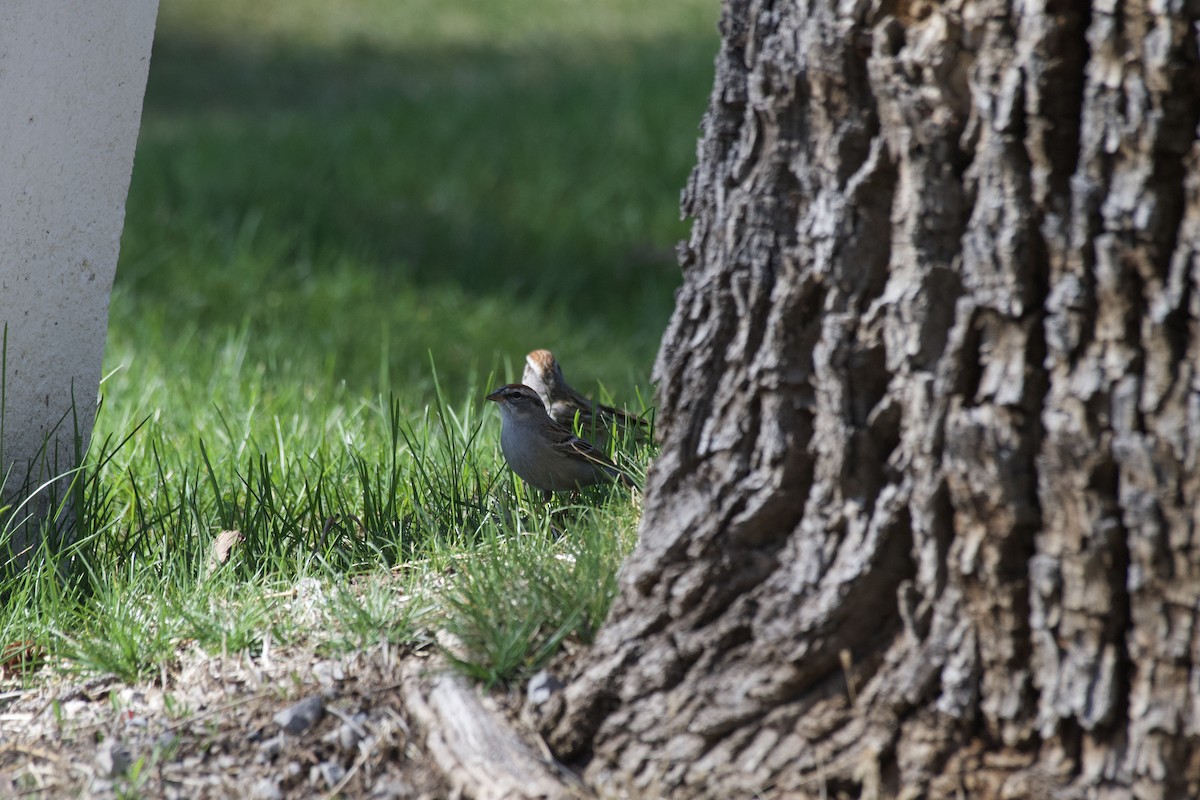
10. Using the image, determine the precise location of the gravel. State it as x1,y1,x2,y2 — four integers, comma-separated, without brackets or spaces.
0,641,447,799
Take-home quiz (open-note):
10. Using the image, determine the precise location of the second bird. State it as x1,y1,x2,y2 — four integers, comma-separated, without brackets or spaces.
522,349,648,443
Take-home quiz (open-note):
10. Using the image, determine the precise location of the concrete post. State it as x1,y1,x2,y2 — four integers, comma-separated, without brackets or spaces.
0,2,159,550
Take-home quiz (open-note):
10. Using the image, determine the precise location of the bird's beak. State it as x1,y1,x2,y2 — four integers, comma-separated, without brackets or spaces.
485,388,504,403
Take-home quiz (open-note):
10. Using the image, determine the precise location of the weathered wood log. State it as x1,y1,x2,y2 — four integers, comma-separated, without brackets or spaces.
401,663,581,800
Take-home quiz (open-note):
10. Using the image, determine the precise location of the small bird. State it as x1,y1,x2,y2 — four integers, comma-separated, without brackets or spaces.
522,349,648,442
486,383,636,499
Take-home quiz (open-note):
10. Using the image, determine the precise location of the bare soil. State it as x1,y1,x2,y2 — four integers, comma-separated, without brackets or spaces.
1,640,451,799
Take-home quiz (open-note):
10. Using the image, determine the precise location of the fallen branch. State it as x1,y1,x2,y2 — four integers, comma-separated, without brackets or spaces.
401,662,584,800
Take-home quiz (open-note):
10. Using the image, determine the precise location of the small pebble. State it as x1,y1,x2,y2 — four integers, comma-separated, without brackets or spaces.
319,761,347,788
338,721,364,750
369,777,415,798
250,777,283,800
257,733,286,761
312,660,345,686
273,695,324,734
526,670,564,705
60,700,88,719
96,739,132,777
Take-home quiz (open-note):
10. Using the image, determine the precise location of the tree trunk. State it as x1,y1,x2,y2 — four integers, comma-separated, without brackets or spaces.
540,2,1200,797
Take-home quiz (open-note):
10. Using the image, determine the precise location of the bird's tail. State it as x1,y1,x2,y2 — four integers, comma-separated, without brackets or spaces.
607,465,640,491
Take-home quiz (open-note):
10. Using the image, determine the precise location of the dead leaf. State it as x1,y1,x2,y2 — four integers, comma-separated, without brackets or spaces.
209,529,246,569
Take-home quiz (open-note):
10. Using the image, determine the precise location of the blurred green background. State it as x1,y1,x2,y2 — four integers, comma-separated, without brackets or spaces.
105,0,719,425
1,1,722,689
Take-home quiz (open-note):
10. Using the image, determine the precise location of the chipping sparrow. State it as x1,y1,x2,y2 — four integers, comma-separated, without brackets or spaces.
486,383,637,499
522,349,648,442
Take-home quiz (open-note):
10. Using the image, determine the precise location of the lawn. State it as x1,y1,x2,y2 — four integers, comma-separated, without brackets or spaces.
3,0,717,691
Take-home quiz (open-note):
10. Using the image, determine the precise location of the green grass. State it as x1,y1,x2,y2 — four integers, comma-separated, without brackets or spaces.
440,509,638,686
0,0,716,687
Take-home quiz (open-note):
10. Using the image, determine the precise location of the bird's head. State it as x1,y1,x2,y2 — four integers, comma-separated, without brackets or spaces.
522,349,566,396
486,383,549,419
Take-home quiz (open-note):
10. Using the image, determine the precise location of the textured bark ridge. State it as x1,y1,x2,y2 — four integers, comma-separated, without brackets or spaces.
542,2,1200,797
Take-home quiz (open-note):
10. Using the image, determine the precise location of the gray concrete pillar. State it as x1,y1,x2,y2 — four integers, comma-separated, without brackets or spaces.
1,2,159,551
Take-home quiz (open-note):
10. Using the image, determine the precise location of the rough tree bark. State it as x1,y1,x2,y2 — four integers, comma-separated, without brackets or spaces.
539,1,1200,797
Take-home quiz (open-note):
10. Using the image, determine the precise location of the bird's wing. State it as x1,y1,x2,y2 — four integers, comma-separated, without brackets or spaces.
551,428,618,469
563,386,650,428
549,420,640,489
